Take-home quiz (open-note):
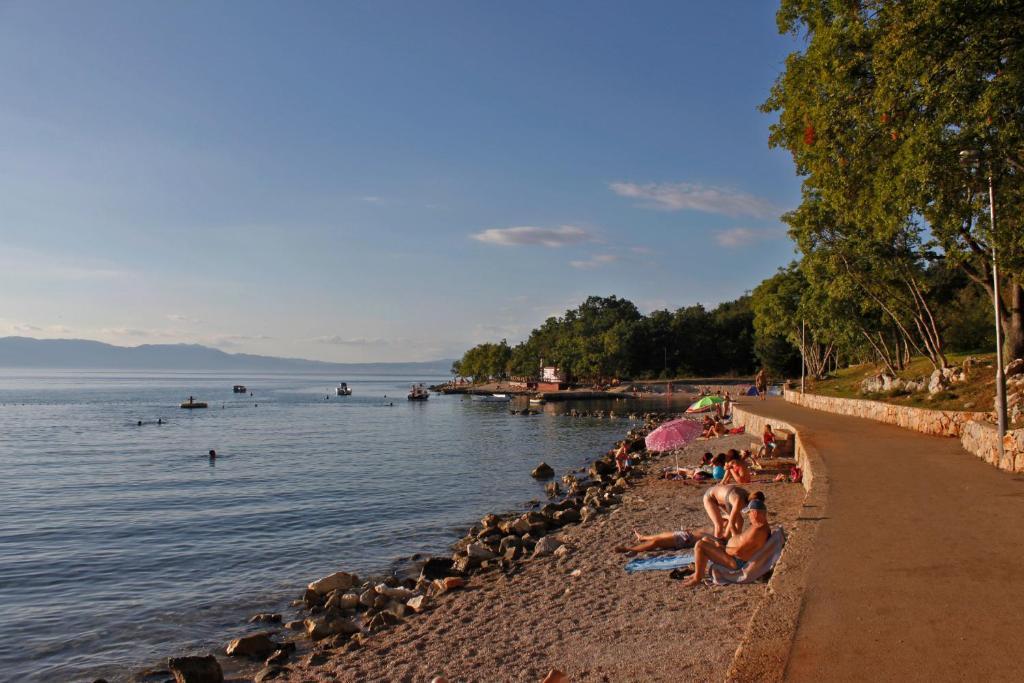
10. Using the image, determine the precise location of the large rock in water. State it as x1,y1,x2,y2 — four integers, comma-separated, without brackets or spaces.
531,462,555,479
588,459,615,478
307,571,356,595
225,633,278,658
167,655,224,683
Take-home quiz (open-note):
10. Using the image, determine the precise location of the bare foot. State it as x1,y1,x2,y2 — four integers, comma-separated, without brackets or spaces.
542,669,570,683
613,545,635,554
681,575,702,589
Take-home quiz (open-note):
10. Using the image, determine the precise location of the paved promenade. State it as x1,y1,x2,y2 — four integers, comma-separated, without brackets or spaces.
741,397,1024,682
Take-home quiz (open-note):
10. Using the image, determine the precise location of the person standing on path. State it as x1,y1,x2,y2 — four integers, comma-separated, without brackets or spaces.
755,369,767,401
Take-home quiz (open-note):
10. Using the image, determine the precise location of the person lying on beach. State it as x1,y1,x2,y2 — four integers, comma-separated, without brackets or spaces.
720,450,752,485
613,528,706,553
703,483,750,538
682,497,770,588
661,451,716,481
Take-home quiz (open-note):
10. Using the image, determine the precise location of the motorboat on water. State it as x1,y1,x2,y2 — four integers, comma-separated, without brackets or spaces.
233,385,247,393
473,393,511,402
180,397,208,409
336,382,352,396
408,384,429,401
529,397,546,405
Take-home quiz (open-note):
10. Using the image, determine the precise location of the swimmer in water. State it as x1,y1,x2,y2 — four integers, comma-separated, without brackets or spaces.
208,449,216,460
137,420,142,426
157,418,162,425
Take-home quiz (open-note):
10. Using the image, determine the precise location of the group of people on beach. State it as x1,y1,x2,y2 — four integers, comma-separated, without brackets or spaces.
615,416,785,588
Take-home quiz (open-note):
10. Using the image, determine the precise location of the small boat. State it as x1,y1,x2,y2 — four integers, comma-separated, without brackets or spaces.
233,385,247,393
180,397,208,409
529,397,546,405
336,382,352,396
408,384,429,401
472,393,509,402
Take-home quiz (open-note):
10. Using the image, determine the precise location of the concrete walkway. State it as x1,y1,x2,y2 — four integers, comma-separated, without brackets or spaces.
741,397,1024,682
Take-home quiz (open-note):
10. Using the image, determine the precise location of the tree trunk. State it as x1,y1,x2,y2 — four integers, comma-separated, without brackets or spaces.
1005,278,1024,362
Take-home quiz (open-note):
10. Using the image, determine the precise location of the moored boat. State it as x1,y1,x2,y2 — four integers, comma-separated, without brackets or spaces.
407,384,429,401
180,397,208,409
336,382,352,396
233,385,247,393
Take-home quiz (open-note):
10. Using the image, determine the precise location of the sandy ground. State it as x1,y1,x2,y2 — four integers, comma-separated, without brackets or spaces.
278,434,805,683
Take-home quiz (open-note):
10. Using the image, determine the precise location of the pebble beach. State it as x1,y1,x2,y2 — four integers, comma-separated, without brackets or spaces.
210,423,806,683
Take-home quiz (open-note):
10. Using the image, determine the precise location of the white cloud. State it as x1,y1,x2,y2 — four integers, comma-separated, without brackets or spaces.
312,335,392,346
713,227,782,248
629,245,653,254
166,313,202,324
609,181,780,218
470,225,592,248
569,254,619,269
100,327,152,337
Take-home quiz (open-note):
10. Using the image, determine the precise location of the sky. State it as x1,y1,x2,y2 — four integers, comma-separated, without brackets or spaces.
0,1,803,362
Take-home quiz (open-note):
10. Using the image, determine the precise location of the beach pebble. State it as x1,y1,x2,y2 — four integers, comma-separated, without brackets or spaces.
375,583,417,600
166,654,223,683
358,589,376,607
225,632,278,658
406,595,429,613
532,536,563,557
465,543,497,561
304,616,359,641
284,620,304,631
553,544,572,560
308,571,356,595
553,509,581,525
265,649,290,666
254,666,288,682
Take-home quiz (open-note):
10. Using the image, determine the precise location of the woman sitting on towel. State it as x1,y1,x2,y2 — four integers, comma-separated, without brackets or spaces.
703,483,751,539
683,496,770,588
720,449,752,485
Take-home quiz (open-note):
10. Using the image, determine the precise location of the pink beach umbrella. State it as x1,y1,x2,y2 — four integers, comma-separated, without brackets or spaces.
645,418,703,452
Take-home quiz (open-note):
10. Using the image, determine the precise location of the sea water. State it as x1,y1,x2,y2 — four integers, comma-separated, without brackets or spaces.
0,370,677,682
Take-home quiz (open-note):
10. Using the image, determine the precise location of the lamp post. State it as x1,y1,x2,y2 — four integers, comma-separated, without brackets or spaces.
801,318,806,393
960,149,1008,461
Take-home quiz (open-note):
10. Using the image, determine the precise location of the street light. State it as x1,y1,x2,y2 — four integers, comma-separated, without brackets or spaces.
960,149,1008,461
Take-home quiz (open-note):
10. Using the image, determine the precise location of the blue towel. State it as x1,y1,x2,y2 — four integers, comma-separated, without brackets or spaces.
624,551,695,574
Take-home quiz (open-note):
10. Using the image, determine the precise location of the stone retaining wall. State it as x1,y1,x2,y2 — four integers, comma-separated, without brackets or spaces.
783,388,986,437
725,406,828,682
958,419,1024,473
784,388,1024,473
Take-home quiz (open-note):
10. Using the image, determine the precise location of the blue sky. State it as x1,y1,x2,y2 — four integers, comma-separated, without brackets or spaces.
0,1,801,362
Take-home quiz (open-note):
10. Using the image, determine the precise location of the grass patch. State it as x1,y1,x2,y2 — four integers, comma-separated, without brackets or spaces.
806,352,1000,415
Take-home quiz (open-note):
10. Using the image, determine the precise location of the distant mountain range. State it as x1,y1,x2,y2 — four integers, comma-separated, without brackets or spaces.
0,337,454,375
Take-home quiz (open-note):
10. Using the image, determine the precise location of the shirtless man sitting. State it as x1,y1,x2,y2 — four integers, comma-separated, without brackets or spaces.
682,498,770,588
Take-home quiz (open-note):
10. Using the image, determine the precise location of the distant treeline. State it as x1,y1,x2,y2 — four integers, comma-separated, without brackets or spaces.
455,275,995,383
453,295,765,382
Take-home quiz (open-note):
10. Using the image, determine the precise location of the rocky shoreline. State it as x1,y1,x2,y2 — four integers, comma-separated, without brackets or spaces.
147,412,683,683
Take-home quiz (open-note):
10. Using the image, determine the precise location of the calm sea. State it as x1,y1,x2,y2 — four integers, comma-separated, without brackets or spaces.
0,370,681,682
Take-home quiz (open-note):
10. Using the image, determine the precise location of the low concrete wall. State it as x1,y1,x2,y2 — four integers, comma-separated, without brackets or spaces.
783,388,985,438
725,406,829,682
785,389,1024,474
